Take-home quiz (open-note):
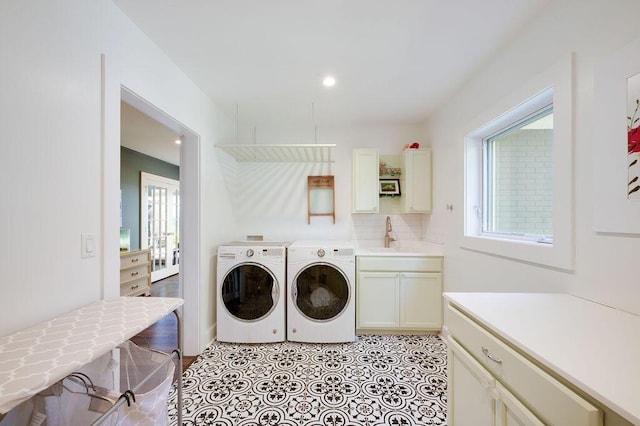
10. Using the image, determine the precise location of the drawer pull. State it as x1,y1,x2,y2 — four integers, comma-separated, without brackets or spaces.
131,271,139,277
131,284,139,289
130,258,139,263
482,346,503,365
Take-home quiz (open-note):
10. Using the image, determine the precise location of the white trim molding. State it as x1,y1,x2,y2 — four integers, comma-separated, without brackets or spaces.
461,54,575,271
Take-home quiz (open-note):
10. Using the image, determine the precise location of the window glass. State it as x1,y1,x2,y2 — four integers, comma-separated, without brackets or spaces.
483,107,553,242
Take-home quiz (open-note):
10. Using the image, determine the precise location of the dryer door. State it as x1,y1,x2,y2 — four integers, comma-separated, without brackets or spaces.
292,262,349,321
221,263,278,321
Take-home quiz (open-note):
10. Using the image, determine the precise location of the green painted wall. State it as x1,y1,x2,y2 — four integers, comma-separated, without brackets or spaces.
120,147,179,250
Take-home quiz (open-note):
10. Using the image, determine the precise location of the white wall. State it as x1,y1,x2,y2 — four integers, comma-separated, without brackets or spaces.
0,0,237,354
221,124,426,242
0,1,104,335
424,0,640,314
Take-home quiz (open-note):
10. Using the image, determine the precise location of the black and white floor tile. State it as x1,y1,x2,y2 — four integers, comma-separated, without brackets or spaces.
168,335,447,425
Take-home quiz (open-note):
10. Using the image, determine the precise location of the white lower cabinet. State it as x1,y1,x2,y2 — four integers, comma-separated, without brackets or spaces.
357,256,442,332
446,303,603,426
497,381,546,426
448,337,544,426
399,272,441,328
357,271,398,328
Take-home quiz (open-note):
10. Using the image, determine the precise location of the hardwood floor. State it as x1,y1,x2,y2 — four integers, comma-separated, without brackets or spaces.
130,274,196,374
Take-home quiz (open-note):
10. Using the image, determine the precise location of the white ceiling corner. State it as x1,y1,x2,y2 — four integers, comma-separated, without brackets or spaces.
115,0,549,161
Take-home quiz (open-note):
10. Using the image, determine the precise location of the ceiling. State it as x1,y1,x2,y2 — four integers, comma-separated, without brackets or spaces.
116,0,549,163
121,101,181,166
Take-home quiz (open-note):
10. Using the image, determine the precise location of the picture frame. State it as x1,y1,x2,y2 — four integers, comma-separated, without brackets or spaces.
593,36,640,234
379,179,401,196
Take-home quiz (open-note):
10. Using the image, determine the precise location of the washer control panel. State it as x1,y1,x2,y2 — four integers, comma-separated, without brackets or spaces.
218,246,286,260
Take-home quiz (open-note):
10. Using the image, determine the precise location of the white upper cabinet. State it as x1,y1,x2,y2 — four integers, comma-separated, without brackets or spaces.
352,148,379,213
353,148,432,214
403,149,432,213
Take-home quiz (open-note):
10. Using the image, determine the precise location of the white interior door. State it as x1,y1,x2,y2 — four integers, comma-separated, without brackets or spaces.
141,172,180,282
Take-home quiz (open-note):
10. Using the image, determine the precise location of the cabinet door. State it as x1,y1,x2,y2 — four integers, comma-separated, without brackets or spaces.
496,382,545,426
448,337,497,426
403,149,432,213
352,149,379,213
357,271,398,328
399,272,442,329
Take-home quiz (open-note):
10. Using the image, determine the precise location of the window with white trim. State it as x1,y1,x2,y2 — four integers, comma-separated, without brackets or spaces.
465,87,555,246
482,105,553,243
463,55,574,271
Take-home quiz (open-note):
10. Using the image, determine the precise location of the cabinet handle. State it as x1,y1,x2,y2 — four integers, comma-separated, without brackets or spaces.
131,271,139,277
130,258,139,263
482,346,502,365
131,284,139,289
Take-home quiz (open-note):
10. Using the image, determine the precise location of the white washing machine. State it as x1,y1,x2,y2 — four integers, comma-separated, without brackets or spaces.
287,241,356,343
216,242,288,343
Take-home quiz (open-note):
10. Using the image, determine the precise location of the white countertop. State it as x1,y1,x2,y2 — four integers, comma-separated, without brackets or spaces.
0,297,183,415
444,292,640,425
354,241,443,257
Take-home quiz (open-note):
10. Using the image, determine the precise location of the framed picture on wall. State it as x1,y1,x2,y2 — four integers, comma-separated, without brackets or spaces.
628,71,640,199
379,179,401,196
594,35,640,234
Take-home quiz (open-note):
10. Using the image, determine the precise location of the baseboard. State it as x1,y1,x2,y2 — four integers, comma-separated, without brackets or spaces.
357,328,441,336
204,322,216,350
439,324,450,343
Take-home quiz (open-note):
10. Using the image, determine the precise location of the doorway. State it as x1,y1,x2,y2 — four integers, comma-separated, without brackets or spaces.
106,81,200,355
121,101,181,284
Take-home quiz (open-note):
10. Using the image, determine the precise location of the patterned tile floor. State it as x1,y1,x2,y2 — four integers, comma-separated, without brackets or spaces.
168,335,447,425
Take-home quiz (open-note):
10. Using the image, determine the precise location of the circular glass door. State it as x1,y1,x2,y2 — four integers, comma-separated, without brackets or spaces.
292,263,349,321
221,263,277,321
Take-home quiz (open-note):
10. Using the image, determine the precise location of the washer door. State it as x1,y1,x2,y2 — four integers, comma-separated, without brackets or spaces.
221,263,278,321
292,263,349,321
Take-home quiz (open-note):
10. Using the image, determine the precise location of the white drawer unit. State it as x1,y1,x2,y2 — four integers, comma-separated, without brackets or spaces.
356,255,442,333
447,304,602,425
120,249,151,297
448,337,545,426
444,292,639,426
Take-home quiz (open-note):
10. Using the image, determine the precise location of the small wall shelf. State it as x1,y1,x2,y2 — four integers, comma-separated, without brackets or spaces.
307,175,335,224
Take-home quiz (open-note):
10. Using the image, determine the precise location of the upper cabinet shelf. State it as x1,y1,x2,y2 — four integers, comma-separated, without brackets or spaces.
216,144,336,163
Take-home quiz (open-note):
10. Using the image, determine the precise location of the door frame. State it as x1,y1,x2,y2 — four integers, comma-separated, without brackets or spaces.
102,62,202,356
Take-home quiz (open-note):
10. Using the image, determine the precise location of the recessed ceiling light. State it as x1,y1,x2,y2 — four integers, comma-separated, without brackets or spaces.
322,76,336,87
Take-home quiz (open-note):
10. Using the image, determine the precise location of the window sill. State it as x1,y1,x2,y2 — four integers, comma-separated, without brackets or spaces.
461,234,572,271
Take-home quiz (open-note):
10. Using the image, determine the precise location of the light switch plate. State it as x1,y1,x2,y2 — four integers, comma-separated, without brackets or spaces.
81,234,96,258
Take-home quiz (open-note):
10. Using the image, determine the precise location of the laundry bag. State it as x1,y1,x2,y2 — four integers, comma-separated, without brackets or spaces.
26,342,174,426
115,340,175,426
29,372,120,426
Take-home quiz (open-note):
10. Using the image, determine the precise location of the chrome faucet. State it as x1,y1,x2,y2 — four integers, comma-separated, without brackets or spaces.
384,216,396,248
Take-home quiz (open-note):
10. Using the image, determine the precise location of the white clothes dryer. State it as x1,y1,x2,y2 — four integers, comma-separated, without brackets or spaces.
287,241,356,343
216,242,288,343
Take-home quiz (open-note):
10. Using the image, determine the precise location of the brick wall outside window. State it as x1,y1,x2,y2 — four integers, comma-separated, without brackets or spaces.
489,129,553,236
